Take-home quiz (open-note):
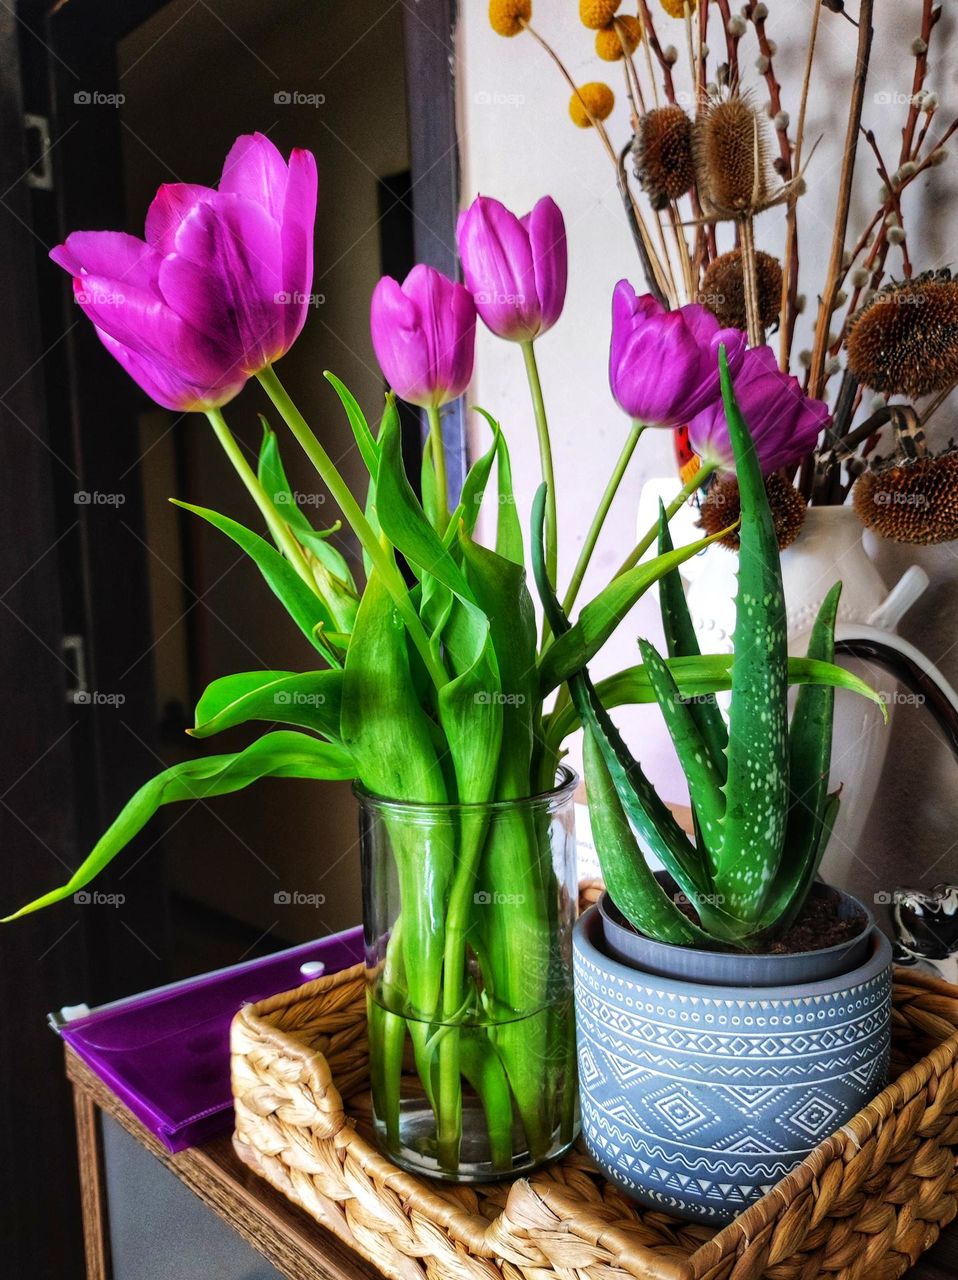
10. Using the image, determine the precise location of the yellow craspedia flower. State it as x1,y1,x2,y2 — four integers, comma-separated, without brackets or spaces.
580,0,620,30
569,82,615,128
659,0,696,16
596,15,642,61
489,0,531,37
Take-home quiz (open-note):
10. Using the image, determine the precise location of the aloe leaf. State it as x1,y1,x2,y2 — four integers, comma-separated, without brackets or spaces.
4,731,355,920
190,669,343,740
712,348,789,920
657,501,728,781
638,637,725,869
537,524,731,696
545,653,886,745
171,500,334,655
757,582,847,929
583,728,711,944
531,485,707,901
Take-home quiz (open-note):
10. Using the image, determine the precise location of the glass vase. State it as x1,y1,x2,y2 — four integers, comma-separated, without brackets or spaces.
357,767,579,1182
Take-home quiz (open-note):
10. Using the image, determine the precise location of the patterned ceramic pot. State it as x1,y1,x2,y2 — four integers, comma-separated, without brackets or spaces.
573,903,893,1225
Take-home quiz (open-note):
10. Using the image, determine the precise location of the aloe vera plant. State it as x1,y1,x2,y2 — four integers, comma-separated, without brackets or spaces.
533,350,886,948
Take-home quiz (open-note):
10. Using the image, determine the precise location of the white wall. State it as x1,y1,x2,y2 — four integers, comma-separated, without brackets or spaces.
458,6,958,892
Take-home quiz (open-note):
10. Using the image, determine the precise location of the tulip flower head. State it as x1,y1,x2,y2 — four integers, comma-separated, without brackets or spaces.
50,133,317,411
370,264,477,409
688,344,830,475
457,195,567,342
608,282,747,426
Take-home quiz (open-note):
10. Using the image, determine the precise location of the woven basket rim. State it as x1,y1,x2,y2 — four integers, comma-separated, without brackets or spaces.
233,959,958,1277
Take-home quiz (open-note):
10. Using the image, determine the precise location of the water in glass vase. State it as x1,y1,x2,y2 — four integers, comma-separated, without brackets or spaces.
358,767,579,1182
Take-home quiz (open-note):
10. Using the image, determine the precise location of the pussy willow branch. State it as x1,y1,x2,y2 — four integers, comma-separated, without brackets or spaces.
636,0,678,104
617,146,672,307
862,128,913,278
809,0,874,400
713,0,742,91
780,0,820,369
745,3,792,179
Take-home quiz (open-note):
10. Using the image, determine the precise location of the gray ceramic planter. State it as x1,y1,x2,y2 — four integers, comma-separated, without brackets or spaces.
573,899,893,1225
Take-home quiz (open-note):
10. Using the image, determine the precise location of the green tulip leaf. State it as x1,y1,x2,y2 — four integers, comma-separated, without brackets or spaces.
3,731,356,921
171,500,334,656
191,669,343,740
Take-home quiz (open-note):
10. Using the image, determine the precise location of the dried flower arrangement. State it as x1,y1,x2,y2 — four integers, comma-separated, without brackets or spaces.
489,0,958,546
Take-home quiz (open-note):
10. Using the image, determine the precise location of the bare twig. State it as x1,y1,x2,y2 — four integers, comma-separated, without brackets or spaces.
809,0,874,400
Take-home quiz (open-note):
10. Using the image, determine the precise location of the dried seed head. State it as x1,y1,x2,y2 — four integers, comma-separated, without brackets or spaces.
580,0,620,28
634,105,695,208
853,447,958,545
596,15,642,60
700,247,782,330
489,0,531,37
846,271,958,397
700,472,806,550
694,95,773,217
569,82,615,128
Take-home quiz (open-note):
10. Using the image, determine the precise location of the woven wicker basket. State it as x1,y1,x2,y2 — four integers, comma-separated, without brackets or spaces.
231,895,958,1280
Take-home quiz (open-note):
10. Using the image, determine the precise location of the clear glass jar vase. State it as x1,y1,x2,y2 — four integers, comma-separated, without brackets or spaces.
357,767,579,1182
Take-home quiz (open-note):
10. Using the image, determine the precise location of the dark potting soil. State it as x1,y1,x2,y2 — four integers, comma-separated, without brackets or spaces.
674,884,867,955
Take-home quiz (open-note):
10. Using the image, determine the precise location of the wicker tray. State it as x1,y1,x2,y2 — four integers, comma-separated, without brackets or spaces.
231,916,958,1280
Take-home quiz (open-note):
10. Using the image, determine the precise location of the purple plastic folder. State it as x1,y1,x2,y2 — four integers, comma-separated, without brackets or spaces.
52,925,364,1152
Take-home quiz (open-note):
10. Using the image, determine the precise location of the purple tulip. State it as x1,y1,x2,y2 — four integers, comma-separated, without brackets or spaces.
50,133,317,411
609,283,747,426
370,265,477,408
456,195,567,341
688,345,830,474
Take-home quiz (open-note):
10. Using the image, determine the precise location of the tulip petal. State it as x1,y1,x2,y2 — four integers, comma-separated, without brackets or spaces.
51,231,161,294
73,272,238,389
458,196,539,340
145,184,215,256
523,196,567,335
278,147,318,349
219,133,289,221
371,266,475,408
160,194,285,371
96,328,246,411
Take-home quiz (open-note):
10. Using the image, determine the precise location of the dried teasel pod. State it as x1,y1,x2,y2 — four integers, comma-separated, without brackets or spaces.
700,248,782,331
633,105,695,209
699,471,806,551
693,95,772,218
853,445,958,545
845,270,958,399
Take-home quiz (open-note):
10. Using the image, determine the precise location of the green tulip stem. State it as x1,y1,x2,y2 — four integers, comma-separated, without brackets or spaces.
561,420,645,615
257,365,448,692
521,340,557,587
546,459,718,737
426,404,450,532
611,459,718,580
204,407,315,589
